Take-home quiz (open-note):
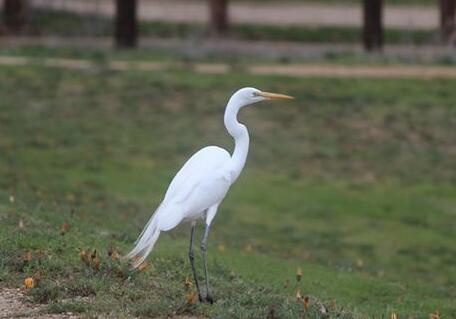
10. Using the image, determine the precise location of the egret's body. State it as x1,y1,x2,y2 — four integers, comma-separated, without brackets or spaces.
125,87,292,302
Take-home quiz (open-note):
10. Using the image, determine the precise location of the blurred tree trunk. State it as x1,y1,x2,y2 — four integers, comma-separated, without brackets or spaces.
362,0,383,52
114,0,138,48
208,0,229,35
3,0,27,33
440,0,456,43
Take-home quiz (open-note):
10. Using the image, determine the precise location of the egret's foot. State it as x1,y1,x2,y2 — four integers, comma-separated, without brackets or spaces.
205,294,214,304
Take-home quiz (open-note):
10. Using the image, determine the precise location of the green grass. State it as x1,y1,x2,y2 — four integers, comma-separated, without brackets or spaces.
13,9,440,46
0,53,455,318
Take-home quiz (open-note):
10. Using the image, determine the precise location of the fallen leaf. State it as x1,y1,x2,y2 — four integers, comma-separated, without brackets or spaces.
22,251,32,262
244,243,253,252
185,276,193,289
9,195,15,203
303,296,310,310
65,193,76,203
24,277,34,289
295,289,302,301
59,222,70,236
296,267,302,282
356,258,364,269
390,313,398,319
110,250,120,261
93,257,101,270
79,249,91,265
18,219,24,229
186,291,197,305
218,244,226,252
429,310,440,319
138,261,148,272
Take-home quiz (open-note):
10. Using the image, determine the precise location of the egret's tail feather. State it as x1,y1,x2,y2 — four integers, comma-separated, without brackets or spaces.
125,212,161,269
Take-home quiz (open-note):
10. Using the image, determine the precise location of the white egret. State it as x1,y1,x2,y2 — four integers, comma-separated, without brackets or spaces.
125,87,293,303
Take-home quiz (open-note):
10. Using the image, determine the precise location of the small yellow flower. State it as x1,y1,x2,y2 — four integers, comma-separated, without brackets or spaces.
24,277,34,289
217,244,226,252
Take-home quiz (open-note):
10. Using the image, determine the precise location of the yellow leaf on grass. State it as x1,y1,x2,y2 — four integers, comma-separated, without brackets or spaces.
59,222,70,236
23,251,32,262
186,291,197,305
138,261,149,272
303,296,310,310
185,276,193,289
295,289,302,301
24,277,34,289
296,267,302,282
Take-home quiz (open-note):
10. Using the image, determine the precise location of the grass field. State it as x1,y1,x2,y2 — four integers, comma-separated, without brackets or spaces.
0,51,455,318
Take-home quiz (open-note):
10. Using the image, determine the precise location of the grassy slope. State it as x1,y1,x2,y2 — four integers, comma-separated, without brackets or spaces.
0,57,455,318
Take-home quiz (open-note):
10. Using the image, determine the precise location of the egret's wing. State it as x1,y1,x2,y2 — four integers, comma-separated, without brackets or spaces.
153,146,231,232
163,146,230,202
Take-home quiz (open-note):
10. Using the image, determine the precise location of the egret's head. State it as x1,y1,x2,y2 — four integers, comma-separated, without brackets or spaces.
230,87,294,108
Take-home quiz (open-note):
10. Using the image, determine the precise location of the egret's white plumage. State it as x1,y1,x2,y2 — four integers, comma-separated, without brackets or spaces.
125,87,293,300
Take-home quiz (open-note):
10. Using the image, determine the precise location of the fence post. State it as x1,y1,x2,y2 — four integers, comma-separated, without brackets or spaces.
208,0,229,35
440,0,456,43
362,0,384,52
114,0,138,48
3,0,27,33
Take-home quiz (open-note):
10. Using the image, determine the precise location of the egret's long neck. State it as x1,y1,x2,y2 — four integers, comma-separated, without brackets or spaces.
224,98,249,182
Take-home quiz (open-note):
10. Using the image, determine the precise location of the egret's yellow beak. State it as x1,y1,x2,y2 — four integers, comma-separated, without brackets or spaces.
258,91,294,100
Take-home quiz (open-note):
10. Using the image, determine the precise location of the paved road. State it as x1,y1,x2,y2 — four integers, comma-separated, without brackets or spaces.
30,0,438,30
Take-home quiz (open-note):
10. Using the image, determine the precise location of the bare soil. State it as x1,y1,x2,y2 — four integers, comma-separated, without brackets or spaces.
0,288,78,319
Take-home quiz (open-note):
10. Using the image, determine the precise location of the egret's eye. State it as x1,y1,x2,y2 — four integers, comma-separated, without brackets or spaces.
252,92,260,97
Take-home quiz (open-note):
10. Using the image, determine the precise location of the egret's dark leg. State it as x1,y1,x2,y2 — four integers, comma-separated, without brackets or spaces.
188,224,203,302
201,223,213,303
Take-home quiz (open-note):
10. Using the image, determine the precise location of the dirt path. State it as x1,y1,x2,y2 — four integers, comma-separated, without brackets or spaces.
1,54,456,79
0,288,78,319
30,0,437,30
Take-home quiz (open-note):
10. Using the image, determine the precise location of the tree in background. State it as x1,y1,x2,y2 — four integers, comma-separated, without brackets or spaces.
114,0,138,48
2,0,27,33
362,0,383,52
208,0,229,35
440,0,456,44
